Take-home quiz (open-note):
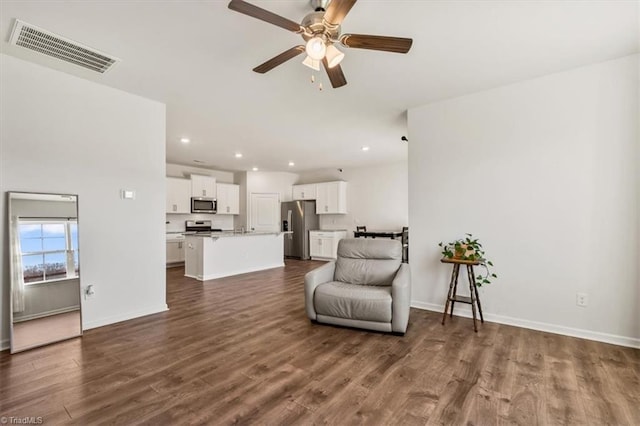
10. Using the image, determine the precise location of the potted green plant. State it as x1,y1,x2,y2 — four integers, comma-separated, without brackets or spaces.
438,233,497,287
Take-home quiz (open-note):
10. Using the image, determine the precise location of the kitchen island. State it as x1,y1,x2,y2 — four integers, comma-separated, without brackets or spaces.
184,232,285,281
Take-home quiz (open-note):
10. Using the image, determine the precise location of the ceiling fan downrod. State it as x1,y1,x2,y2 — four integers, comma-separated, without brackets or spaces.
310,0,330,12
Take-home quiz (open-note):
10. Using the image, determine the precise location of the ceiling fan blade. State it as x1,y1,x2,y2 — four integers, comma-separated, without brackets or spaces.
253,46,305,74
322,58,347,88
340,34,413,54
228,0,302,33
323,0,357,26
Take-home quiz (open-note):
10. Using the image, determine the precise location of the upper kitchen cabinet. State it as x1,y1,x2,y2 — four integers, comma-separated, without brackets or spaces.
292,184,317,200
166,177,191,214
316,181,348,214
216,183,240,215
191,174,216,198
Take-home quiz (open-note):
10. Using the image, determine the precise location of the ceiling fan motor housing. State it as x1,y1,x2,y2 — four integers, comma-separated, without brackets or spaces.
301,11,341,42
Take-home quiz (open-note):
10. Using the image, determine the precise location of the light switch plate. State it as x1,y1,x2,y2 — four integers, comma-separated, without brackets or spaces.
121,189,136,200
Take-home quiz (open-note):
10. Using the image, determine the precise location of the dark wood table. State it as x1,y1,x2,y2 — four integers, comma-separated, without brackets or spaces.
353,230,403,239
440,257,485,332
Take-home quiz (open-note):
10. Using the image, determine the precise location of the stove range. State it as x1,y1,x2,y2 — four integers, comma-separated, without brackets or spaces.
185,220,222,234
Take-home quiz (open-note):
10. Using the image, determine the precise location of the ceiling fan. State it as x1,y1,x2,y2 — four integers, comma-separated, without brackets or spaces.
227,0,413,89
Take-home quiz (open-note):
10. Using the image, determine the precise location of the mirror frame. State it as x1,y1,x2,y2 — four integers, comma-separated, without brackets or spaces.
8,191,83,353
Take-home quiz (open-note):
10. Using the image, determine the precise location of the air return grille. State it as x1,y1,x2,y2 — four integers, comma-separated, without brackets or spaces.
9,19,120,73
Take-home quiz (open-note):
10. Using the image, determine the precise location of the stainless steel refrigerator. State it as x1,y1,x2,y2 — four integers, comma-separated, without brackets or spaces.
281,200,319,259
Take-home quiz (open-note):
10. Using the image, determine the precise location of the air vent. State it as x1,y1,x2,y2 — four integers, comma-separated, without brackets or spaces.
9,19,120,73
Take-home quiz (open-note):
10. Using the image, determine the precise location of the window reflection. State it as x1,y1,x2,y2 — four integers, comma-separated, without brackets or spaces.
18,220,79,284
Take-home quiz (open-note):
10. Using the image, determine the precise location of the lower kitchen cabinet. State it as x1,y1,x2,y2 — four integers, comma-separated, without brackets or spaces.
166,241,185,264
309,230,347,260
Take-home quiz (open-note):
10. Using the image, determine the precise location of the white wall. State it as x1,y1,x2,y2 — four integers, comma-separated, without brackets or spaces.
166,163,234,183
165,163,235,231
637,58,640,339
247,171,299,203
297,162,408,233
0,54,168,348
408,54,639,347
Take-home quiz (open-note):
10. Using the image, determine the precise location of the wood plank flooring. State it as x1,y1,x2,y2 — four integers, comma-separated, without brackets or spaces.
12,311,81,353
1,260,639,425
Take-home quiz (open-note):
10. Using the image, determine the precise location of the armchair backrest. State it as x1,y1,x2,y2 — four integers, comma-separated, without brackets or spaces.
334,238,402,286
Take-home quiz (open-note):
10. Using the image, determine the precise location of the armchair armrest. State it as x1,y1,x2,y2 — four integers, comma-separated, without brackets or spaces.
304,261,336,320
391,263,411,333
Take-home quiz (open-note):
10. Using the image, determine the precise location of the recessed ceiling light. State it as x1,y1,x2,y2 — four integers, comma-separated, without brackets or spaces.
180,137,190,143
361,146,370,151
252,167,258,171
288,162,295,167
235,153,243,158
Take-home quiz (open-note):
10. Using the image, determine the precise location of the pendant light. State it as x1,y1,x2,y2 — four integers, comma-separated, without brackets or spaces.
305,36,326,60
302,55,320,71
324,44,345,68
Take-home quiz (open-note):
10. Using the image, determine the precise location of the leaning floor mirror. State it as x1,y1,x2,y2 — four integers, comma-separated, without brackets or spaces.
8,192,82,353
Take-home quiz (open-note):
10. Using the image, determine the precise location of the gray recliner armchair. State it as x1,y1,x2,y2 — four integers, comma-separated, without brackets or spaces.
304,238,411,334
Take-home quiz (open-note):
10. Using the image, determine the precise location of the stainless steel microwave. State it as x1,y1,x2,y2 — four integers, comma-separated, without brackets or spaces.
191,197,216,214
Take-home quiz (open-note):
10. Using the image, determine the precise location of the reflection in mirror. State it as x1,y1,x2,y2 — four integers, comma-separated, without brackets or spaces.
9,192,82,353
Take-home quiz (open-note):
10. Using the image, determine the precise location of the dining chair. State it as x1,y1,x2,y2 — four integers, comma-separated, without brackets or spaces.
402,226,409,263
355,225,367,238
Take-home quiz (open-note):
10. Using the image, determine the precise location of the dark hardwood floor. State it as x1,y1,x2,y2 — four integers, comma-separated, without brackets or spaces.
1,260,639,425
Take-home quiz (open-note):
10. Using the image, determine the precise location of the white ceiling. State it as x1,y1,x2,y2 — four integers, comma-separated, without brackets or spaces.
1,1,638,173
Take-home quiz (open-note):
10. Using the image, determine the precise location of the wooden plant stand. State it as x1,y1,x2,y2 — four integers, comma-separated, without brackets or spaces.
441,258,485,332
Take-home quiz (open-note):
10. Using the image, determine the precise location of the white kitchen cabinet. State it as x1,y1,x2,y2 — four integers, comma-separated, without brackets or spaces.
166,241,185,264
191,174,216,198
216,183,240,215
292,184,317,200
315,181,347,214
166,177,191,214
309,230,347,260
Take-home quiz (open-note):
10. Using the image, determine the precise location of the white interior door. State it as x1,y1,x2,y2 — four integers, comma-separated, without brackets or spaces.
250,193,280,232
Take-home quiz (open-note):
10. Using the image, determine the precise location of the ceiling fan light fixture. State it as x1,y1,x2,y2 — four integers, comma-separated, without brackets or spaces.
325,44,345,68
305,36,326,60
302,55,320,71
227,0,413,89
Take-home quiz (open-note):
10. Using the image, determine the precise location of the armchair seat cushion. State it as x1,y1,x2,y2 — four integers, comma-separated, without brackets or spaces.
314,281,392,323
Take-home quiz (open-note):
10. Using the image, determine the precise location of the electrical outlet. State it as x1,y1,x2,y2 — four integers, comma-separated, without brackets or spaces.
576,292,588,307
85,284,95,300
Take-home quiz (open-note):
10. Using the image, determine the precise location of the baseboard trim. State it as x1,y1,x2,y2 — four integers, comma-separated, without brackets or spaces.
82,304,169,331
13,305,81,323
1,338,9,351
189,264,286,282
411,300,640,349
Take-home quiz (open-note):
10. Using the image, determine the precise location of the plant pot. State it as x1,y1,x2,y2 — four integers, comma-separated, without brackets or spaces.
454,244,475,259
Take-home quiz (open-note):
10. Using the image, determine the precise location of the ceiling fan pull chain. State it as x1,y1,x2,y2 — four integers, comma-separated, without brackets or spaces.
311,74,315,83
319,82,323,91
